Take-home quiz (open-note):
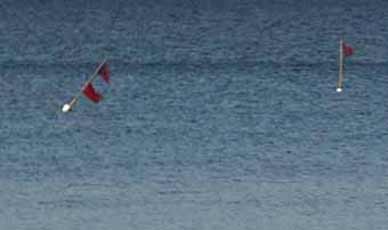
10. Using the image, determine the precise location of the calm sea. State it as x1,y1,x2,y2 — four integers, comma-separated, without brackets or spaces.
1,0,387,229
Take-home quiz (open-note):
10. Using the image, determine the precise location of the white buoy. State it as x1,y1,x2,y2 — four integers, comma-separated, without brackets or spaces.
62,103,71,113
336,88,342,93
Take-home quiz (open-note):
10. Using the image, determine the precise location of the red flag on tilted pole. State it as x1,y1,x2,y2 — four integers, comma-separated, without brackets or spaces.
62,59,110,112
98,63,110,83
83,83,102,103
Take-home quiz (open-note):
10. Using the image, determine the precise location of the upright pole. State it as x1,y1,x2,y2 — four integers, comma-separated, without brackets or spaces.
62,59,107,112
336,39,344,92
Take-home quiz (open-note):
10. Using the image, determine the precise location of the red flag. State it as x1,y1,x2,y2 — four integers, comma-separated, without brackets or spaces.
98,63,110,83
83,83,102,103
343,43,354,57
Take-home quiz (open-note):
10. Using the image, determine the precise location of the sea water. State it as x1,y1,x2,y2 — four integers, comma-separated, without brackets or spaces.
0,0,388,229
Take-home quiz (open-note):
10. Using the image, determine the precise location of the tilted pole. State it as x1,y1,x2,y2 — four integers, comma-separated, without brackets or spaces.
62,59,107,112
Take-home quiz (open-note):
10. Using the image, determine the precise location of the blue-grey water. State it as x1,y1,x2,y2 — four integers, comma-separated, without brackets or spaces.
1,0,388,229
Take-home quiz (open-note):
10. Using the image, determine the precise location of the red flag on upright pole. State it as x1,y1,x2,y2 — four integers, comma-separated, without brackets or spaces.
336,40,354,93
343,42,354,57
83,83,102,103
98,63,110,83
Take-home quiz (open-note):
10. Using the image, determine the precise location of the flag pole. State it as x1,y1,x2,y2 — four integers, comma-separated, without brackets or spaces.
336,39,344,92
62,59,107,112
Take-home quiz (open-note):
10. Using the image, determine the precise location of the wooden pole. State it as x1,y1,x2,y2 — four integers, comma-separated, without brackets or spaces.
62,59,107,112
336,39,344,92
